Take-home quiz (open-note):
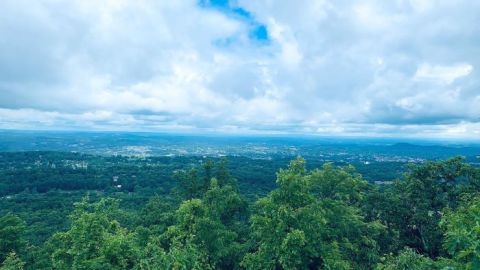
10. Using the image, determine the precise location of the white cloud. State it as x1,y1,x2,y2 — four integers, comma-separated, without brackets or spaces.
0,0,479,139
414,63,473,84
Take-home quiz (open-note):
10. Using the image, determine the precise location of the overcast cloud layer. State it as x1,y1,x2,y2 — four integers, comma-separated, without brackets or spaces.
0,0,479,138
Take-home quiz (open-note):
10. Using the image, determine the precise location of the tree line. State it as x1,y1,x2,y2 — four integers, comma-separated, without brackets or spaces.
1,157,480,269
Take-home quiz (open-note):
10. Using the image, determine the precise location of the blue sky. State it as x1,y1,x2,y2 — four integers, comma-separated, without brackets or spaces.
0,0,479,139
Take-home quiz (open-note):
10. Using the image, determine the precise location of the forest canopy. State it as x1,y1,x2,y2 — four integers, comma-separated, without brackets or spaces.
1,155,480,269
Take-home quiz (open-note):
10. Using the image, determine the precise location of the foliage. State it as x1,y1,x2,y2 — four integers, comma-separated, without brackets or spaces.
160,179,248,269
0,214,26,263
242,158,382,269
375,248,437,270
47,197,140,269
0,153,480,269
367,157,479,258
0,252,25,270
441,194,480,269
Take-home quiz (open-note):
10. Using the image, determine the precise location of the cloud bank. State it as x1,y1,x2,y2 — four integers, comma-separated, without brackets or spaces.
0,0,479,138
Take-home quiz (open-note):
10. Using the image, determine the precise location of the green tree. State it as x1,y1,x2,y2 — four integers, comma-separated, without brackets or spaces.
151,199,214,270
362,186,402,255
243,158,380,269
203,160,215,191
310,163,384,268
310,163,367,204
369,157,478,258
203,178,248,228
174,168,203,200
173,159,238,201
0,214,26,262
159,180,247,269
136,196,175,246
200,179,248,268
47,197,139,269
138,236,211,270
441,194,480,269
214,159,236,187
375,248,437,270
0,252,25,270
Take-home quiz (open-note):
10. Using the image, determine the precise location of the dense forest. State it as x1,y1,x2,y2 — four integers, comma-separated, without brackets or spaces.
1,152,480,269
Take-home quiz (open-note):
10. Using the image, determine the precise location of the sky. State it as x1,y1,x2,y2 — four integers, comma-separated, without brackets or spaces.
0,0,479,139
